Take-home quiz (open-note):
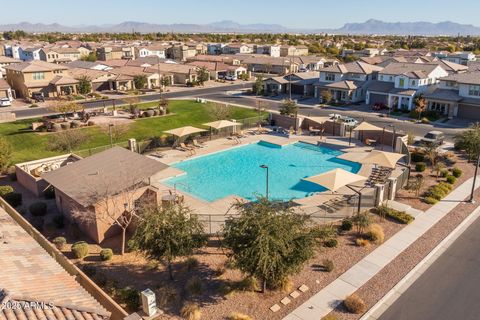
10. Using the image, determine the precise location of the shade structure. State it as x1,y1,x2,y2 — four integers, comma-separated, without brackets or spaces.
353,121,383,132
164,126,206,138
203,120,242,130
357,150,405,169
303,168,366,192
306,116,330,124
337,152,370,162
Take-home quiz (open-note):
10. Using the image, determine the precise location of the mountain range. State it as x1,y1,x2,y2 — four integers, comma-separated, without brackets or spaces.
1,19,480,36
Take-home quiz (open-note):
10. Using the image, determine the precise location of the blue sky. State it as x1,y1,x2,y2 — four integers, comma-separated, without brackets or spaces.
2,0,479,28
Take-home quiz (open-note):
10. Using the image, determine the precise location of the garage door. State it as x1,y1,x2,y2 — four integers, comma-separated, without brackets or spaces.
457,104,480,120
291,84,304,95
368,93,388,105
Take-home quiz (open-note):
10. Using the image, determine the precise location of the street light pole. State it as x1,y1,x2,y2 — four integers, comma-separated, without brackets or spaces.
389,124,396,151
260,164,269,200
108,123,114,147
468,153,480,203
381,127,386,150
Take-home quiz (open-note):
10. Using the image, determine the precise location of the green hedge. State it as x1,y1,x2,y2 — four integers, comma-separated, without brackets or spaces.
377,206,414,224
0,185,14,197
446,175,457,184
72,241,89,259
415,162,426,172
100,248,113,261
452,167,462,178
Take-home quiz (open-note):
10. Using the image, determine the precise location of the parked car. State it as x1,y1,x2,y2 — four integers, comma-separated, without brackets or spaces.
225,75,237,81
343,117,359,127
421,131,444,145
32,92,45,102
0,98,11,107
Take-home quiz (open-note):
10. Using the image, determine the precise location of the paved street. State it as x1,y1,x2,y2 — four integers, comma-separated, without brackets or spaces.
199,93,465,142
380,213,480,320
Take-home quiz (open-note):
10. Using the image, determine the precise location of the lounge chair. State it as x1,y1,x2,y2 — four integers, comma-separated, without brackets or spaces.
178,143,196,155
192,139,205,148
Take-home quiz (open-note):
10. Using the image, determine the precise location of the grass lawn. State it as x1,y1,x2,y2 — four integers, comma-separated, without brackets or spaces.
2,100,264,163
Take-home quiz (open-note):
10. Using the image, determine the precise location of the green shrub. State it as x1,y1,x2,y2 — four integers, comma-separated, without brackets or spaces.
377,206,414,224
440,169,449,178
100,248,113,261
344,294,366,314
415,162,426,172
340,218,353,232
439,182,453,191
452,167,462,178
322,259,334,272
4,192,22,207
119,287,140,312
71,241,89,259
235,276,259,292
29,201,47,216
324,238,338,248
411,152,425,163
0,185,14,197
53,215,64,228
185,276,203,296
424,197,439,204
185,257,199,271
52,236,67,250
446,175,456,184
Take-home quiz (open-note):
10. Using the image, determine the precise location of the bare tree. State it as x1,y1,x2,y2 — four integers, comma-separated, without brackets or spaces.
47,129,88,152
47,99,80,121
210,103,232,120
99,122,131,144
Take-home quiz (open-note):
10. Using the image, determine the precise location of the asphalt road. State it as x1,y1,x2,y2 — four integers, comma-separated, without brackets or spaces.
11,82,251,119
380,214,480,320
199,93,464,142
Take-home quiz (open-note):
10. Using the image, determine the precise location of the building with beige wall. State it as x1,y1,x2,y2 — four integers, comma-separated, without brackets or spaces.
39,47,84,63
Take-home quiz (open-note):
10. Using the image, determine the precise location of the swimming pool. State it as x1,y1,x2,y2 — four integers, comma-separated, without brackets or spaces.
164,141,361,202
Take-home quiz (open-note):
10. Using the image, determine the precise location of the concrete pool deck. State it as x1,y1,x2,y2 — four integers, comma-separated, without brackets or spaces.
147,133,392,231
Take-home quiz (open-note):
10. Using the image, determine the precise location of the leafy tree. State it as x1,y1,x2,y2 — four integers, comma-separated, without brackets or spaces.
133,75,148,89
0,137,12,173
77,76,92,95
80,52,97,62
129,203,207,280
160,76,171,88
46,129,88,152
351,211,372,235
223,198,316,292
279,99,298,116
197,67,210,85
434,161,446,179
413,94,427,121
320,90,333,104
454,122,480,161
252,75,264,95
47,100,80,121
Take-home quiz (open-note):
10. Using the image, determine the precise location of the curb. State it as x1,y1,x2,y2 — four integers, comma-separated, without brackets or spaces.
360,204,480,320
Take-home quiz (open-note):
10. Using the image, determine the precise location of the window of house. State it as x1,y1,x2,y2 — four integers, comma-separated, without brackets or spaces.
445,81,456,87
32,72,45,80
469,85,480,96
411,80,416,86
389,76,393,81
325,73,335,81
399,78,405,87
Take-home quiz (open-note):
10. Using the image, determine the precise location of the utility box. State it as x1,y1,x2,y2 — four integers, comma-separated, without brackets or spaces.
141,289,157,317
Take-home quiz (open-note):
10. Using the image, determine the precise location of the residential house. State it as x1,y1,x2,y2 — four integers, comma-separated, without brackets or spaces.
263,72,320,96
0,55,22,78
148,62,197,84
96,46,136,61
222,44,254,55
366,62,448,110
67,67,116,92
4,60,78,98
39,47,82,63
166,44,197,61
256,44,281,57
110,66,160,89
314,61,383,103
435,51,477,66
424,71,480,119
42,147,169,243
0,79,13,101
187,54,242,66
187,60,247,80
136,45,167,59
0,206,112,320
238,55,299,74
280,45,309,57
20,47,42,61
66,60,113,71
207,43,227,55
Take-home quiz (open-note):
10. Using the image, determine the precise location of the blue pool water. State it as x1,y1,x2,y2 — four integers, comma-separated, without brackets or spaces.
164,141,361,202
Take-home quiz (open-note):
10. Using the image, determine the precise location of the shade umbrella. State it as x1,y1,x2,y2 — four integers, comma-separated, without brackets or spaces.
303,168,366,213
203,120,241,130
306,116,330,124
165,126,206,146
357,150,405,169
337,152,370,163
353,121,383,132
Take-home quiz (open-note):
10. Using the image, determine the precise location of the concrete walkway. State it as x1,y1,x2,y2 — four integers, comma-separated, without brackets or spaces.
284,175,480,320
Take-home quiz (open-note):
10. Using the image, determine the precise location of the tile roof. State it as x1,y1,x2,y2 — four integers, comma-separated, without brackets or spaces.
379,62,440,78
325,80,362,90
50,75,79,85
42,147,168,207
0,56,22,64
424,88,463,102
4,60,68,73
0,208,110,320
321,61,383,74
441,71,480,85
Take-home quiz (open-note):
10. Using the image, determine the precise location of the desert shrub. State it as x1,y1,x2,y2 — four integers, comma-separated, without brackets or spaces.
100,248,113,261
4,192,22,207
324,238,338,248
228,312,252,320
415,162,426,172
276,277,293,292
344,294,366,314
385,209,414,224
355,238,370,247
0,185,14,197
44,187,55,199
424,197,439,204
411,152,425,163
340,218,353,232
185,276,203,296
119,287,140,312
29,201,47,216
185,257,199,271
71,241,89,259
146,260,159,271
235,276,259,292
181,303,201,320
365,224,385,244
439,182,453,191
446,175,456,184
352,211,372,234
52,236,66,250
452,167,462,178
214,266,226,277
322,259,334,272
440,169,449,178
53,215,64,228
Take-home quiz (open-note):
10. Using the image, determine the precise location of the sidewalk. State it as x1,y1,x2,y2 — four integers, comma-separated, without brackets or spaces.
284,175,480,320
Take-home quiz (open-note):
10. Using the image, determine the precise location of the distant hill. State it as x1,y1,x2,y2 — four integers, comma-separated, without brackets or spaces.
1,19,480,35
